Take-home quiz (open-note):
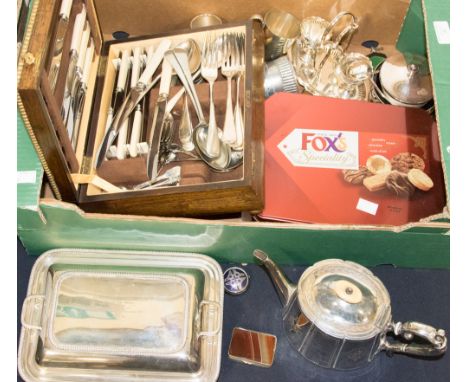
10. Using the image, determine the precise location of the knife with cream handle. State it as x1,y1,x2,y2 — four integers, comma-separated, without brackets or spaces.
71,40,95,150
61,5,86,123
64,5,86,99
65,21,90,136
128,47,143,157
48,0,73,92
129,105,143,157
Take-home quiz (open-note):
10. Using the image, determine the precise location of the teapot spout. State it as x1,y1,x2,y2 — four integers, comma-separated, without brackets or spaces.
253,249,297,307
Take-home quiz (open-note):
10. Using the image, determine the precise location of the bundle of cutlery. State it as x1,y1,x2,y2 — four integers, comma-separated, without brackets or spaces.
94,29,247,191
47,0,98,153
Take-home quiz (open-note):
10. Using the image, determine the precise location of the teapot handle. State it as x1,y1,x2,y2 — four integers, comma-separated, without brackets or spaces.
311,23,358,94
320,11,357,46
333,22,359,52
381,321,447,357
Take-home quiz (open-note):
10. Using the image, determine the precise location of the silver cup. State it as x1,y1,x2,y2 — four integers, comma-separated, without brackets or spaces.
264,9,301,62
190,14,222,29
264,56,299,98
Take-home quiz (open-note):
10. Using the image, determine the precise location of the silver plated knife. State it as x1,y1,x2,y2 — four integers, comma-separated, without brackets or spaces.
63,5,86,97
114,49,131,160
48,0,73,92
95,38,172,168
65,21,90,137
71,40,95,150
61,6,86,123
147,58,172,180
128,47,143,157
70,23,91,115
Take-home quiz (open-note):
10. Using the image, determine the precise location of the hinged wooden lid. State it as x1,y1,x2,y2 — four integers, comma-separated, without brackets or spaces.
18,0,103,202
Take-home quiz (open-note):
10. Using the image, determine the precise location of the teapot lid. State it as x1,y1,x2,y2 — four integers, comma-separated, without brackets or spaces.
297,259,391,340
379,52,433,105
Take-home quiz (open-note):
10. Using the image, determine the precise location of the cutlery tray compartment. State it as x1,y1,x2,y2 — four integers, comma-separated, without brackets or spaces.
93,79,245,191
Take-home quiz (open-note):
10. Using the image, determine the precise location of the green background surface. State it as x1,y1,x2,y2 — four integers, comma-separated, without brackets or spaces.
18,202,449,268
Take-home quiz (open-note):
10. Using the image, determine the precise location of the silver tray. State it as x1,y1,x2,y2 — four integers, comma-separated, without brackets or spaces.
18,249,224,381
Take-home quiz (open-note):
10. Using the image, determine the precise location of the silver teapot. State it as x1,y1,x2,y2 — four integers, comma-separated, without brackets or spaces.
253,250,447,370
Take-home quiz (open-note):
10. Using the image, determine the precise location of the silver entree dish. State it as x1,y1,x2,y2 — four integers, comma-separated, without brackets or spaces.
18,249,224,382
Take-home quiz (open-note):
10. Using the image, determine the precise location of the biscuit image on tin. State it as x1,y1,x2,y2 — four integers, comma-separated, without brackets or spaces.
391,152,425,173
385,171,415,197
407,169,434,191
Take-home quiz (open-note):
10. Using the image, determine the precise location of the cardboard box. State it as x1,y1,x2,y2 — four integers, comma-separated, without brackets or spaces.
17,0,450,268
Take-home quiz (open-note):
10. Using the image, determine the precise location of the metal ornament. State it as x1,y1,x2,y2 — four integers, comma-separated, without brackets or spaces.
223,267,250,295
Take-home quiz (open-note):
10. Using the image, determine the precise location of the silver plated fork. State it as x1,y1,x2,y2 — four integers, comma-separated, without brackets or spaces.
201,32,221,158
233,33,245,150
221,33,238,146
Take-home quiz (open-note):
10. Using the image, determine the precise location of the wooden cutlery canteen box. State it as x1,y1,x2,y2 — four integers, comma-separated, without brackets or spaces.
18,0,265,217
